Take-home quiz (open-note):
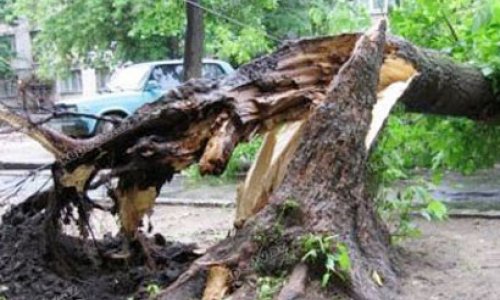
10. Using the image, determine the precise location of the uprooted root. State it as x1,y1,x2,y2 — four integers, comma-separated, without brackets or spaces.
0,191,199,300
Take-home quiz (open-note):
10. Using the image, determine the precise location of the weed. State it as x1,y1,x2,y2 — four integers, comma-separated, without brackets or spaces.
256,276,285,300
300,234,351,287
145,283,160,299
376,181,448,243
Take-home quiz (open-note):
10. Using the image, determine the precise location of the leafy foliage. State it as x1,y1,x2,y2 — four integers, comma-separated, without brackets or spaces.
257,276,285,300
301,234,351,286
0,0,15,22
145,283,160,299
12,0,372,77
391,0,500,88
384,0,500,176
0,37,13,79
0,0,14,78
375,180,448,243
368,0,499,239
12,0,278,76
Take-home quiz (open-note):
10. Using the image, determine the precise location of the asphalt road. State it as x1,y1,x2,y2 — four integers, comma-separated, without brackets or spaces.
2,133,500,211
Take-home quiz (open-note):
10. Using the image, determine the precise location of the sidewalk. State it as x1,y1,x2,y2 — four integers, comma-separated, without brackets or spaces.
0,133,54,169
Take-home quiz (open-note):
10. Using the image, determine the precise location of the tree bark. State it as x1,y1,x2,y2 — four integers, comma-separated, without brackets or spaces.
183,0,204,81
158,20,393,300
0,20,498,300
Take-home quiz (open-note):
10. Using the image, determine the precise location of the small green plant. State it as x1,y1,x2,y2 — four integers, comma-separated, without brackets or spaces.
376,181,448,243
300,234,351,287
275,198,301,225
145,283,160,299
257,276,285,300
422,199,448,221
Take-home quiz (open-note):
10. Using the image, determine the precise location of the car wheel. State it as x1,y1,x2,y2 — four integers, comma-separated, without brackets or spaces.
95,113,125,135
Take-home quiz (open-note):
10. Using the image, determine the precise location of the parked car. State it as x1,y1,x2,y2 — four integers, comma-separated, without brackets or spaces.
51,59,234,137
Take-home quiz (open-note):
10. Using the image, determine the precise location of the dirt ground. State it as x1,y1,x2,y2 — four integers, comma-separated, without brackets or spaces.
79,206,500,299
398,218,500,300
1,195,499,299
150,209,500,300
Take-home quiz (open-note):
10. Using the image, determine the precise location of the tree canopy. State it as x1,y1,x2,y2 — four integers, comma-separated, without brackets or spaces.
8,0,371,76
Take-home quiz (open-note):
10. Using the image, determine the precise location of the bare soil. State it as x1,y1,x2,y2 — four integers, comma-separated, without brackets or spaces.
0,195,499,299
398,218,500,300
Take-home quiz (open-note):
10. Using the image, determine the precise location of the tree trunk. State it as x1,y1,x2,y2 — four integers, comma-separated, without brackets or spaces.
0,20,498,300
157,20,393,300
183,0,204,81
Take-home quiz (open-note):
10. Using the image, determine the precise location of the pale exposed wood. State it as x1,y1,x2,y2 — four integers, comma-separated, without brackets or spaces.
201,265,231,300
234,120,306,227
116,185,157,236
1,23,497,280
59,165,95,193
199,114,240,175
366,78,415,149
0,103,78,159
377,55,417,91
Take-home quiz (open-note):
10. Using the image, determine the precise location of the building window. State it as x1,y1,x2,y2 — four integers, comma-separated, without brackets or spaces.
0,79,18,99
0,35,16,54
59,69,82,94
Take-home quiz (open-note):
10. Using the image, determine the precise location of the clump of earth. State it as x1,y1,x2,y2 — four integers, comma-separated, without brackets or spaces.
0,194,200,300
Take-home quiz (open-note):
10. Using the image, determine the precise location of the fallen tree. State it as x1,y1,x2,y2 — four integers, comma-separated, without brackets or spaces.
0,20,498,299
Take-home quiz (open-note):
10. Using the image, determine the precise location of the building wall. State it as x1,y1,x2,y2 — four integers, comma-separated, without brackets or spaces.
0,19,104,104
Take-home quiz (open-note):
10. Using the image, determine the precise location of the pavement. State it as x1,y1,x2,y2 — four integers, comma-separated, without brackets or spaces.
2,132,500,213
0,133,53,169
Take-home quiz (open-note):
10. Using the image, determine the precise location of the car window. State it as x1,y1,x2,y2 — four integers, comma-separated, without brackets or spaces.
202,63,225,78
149,65,182,90
108,64,151,92
148,63,227,89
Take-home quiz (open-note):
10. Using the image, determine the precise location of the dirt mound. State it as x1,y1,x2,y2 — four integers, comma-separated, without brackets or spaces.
0,193,200,300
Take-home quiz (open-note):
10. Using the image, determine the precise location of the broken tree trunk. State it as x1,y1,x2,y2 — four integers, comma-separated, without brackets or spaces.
0,18,498,300
157,20,393,300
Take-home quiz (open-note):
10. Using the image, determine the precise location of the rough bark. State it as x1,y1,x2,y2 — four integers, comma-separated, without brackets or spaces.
184,0,204,81
157,20,393,300
0,19,498,300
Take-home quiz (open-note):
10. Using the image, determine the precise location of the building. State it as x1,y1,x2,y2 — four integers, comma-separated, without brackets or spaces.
0,18,109,107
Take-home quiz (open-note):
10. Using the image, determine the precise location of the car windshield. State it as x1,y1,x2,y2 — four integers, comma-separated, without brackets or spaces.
107,64,151,92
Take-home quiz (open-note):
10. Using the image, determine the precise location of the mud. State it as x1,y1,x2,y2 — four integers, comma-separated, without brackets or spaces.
0,193,200,300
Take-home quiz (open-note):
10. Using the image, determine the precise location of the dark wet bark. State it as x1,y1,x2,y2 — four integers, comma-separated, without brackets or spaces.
387,36,500,120
183,0,204,81
0,20,498,300
157,21,394,300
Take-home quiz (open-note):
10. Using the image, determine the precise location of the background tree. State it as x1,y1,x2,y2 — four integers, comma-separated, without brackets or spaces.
183,0,204,81
9,0,372,77
0,0,14,78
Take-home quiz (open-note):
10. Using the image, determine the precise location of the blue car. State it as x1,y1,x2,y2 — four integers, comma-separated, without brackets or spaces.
52,59,234,136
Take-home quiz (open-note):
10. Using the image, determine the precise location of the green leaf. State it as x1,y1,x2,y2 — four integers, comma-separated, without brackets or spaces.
325,254,336,271
425,200,448,221
482,66,494,77
301,249,317,262
321,272,331,287
336,244,351,272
